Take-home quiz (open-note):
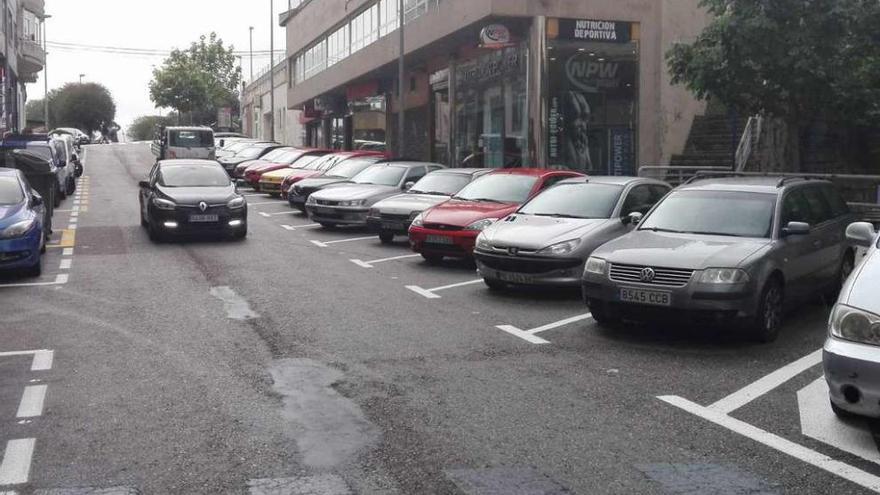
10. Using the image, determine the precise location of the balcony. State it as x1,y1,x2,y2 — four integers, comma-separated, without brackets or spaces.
19,39,45,82
22,0,45,18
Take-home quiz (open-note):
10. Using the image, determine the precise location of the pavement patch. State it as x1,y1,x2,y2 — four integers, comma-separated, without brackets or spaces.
636,463,778,494
445,466,572,495
210,286,260,321
34,487,141,495
248,475,351,495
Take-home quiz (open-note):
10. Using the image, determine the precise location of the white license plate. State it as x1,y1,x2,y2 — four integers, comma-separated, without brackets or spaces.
189,214,219,223
496,271,534,285
619,288,671,307
426,235,454,245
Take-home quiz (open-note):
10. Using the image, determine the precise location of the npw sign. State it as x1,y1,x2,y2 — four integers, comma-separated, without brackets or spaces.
565,54,622,92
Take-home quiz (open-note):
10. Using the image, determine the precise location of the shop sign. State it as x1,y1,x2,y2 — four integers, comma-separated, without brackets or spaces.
565,54,625,92
480,24,514,49
456,45,523,86
609,127,634,176
558,19,631,43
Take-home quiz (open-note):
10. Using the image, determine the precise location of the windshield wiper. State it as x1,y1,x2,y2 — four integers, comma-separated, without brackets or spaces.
469,198,505,204
642,227,686,234
533,213,589,219
415,191,449,196
686,231,747,238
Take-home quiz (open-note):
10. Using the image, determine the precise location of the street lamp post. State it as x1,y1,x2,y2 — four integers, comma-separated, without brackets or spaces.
42,14,51,129
249,26,254,83
79,74,85,84
269,0,275,142
397,0,405,158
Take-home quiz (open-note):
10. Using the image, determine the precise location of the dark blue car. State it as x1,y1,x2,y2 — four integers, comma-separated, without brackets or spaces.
0,168,46,276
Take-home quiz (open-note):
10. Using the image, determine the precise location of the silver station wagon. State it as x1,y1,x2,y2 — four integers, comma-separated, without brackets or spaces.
582,176,857,342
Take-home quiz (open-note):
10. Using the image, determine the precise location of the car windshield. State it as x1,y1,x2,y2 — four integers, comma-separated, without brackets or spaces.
160,165,231,187
410,173,472,196
454,174,538,203
262,148,296,162
289,155,320,169
519,183,623,219
169,130,213,148
225,142,252,152
0,177,23,204
236,146,270,159
300,155,340,171
325,158,380,178
640,190,777,238
352,165,407,186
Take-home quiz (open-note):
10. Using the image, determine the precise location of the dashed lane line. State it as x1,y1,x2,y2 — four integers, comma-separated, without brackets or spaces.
15,385,47,418
0,439,35,486
59,259,72,270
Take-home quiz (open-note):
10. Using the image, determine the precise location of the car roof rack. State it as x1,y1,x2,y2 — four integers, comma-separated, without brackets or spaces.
681,170,825,188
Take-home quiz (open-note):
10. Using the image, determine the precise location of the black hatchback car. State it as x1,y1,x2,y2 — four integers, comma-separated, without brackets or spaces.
138,160,248,242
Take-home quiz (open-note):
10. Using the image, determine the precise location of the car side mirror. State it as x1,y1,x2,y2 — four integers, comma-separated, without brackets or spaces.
782,221,811,237
138,180,150,189
31,194,43,207
404,181,415,191
846,222,877,248
623,212,643,226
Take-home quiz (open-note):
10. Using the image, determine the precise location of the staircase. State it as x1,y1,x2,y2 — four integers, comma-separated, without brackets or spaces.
669,115,745,170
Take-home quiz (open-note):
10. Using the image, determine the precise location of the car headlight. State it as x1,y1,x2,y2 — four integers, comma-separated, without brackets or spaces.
830,304,880,346
584,257,607,275
699,268,750,284
0,218,36,239
411,213,425,228
475,234,492,251
306,195,318,205
465,218,498,232
409,211,422,220
227,197,246,210
340,199,366,207
537,239,581,256
152,198,176,210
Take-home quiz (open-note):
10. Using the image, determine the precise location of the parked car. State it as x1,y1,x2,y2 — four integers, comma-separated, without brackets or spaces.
582,176,857,342
138,160,248,242
151,126,216,161
824,221,880,418
216,139,259,159
366,168,493,244
50,128,90,147
244,149,333,190
1,135,67,207
306,161,445,228
52,133,84,178
0,168,46,276
51,135,78,194
214,132,247,148
408,168,584,263
218,142,283,176
263,151,383,198
253,154,333,194
235,146,302,181
474,176,671,290
288,155,388,210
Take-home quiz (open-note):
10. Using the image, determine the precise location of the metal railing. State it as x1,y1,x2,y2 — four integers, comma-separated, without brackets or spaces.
639,165,732,186
735,115,763,172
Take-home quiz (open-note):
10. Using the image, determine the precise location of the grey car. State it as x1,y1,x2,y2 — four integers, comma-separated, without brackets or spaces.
474,177,671,289
365,168,492,243
582,176,857,342
306,161,445,228
824,221,880,418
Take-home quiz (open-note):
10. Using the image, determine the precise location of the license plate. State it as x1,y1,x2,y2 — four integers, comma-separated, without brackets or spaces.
189,214,219,223
426,235,454,245
382,221,404,231
619,288,671,307
313,206,333,214
496,271,534,285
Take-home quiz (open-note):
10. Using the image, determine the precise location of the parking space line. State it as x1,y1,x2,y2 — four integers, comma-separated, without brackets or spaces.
62,248,73,256
59,259,72,270
282,224,319,231
258,212,271,218
0,274,68,289
15,385,47,418
311,236,376,248
708,349,822,414
496,326,551,345
31,350,53,371
659,395,880,492
406,279,484,299
350,254,421,268
0,438,35,485
248,201,287,206
495,314,593,345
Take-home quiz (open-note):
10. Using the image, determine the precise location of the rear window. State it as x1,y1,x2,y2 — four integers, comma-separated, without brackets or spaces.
0,176,23,204
169,130,214,148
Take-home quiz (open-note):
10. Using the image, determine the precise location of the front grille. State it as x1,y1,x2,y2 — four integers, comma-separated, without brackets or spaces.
316,199,340,206
380,213,411,221
478,255,581,274
423,223,463,232
609,263,694,288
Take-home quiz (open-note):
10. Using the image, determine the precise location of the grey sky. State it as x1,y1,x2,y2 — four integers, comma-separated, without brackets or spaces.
28,0,287,129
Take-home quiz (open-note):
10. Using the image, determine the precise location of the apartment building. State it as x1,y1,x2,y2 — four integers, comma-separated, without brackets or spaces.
3,0,45,132
242,57,304,146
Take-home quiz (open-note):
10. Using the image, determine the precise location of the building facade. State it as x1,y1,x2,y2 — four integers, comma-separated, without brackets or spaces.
242,58,304,147
2,0,45,133
281,0,709,173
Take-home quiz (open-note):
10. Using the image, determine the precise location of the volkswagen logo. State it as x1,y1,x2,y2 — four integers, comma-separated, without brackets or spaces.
199,202,208,212
640,267,656,283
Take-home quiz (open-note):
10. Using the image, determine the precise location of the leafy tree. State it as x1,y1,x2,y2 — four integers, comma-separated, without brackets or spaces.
25,99,45,124
45,83,116,134
127,115,174,141
666,0,880,168
149,33,241,126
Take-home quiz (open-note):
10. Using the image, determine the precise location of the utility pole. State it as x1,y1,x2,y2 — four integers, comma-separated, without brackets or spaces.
269,0,275,142
249,26,254,83
42,14,51,129
79,74,85,84
397,0,405,158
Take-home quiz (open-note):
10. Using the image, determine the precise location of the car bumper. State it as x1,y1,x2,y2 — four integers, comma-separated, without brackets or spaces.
151,208,247,235
0,229,42,270
581,273,760,322
824,337,880,418
260,181,284,194
306,205,369,225
366,216,412,235
409,227,478,258
288,193,308,210
475,251,584,287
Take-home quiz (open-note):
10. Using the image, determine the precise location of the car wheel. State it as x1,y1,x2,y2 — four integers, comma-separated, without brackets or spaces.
830,399,857,420
590,301,621,328
320,223,337,229
39,233,46,254
421,253,444,265
147,221,163,243
379,231,395,244
751,279,784,343
483,278,506,291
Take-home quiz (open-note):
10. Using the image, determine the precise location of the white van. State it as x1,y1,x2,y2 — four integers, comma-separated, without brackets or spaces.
152,127,215,161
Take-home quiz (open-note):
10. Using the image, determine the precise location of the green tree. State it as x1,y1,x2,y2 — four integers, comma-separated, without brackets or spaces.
149,33,241,126
25,99,45,124
46,83,116,134
127,115,174,141
666,0,880,168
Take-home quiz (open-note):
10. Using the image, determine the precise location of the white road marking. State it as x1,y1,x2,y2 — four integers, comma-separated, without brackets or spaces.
68,224,77,231
31,350,54,371
0,274,68,289
72,200,80,205
248,201,286,206
68,220,77,227
405,285,441,299
311,236,376,248
70,212,78,218
659,395,880,492
16,385,47,418
71,206,79,213
259,212,271,218
62,248,73,256
0,438,35,485
406,279,484,299
708,349,822,414
59,259,72,270
350,254,420,268
495,314,593,345
54,209,72,213
261,211,294,217
281,225,296,231
798,378,880,465
496,325,551,345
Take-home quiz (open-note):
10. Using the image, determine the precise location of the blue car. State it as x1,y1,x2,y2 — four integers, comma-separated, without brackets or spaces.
0,168,46,276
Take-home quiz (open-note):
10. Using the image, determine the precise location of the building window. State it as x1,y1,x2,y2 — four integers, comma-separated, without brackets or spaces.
379,0,399,37
327,25,349,67
351,4,378,54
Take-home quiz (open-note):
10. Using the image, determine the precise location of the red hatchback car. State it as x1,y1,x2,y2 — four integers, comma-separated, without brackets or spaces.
279,150,387,195
241,148,330,188
408,168,584,262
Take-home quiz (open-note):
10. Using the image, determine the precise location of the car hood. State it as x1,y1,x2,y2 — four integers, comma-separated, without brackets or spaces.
313,184,401,201
157,185,237,206
421,199,520,227
221,156,253,166
373,193,451,214
481,215,610,250
0,203,27,229
593,230,771,269
296,177,348,190
843,248,880,314
250,162,289,174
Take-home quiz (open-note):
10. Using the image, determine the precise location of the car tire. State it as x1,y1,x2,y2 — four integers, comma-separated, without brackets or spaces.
320,223,337,229
421,253,444,265
830,400,857,420
147,221,163,243
590,301,621,328
751,278,784,343
379,231,395,244
39,234,46,254
483,278,506,291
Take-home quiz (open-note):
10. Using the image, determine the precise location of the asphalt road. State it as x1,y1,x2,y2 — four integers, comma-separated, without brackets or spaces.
0,143,876,494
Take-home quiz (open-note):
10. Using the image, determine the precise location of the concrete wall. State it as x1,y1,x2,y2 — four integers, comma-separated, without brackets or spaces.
243,61,304,146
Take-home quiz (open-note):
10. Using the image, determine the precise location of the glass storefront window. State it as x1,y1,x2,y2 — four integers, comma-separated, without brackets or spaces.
547,19,639,175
